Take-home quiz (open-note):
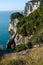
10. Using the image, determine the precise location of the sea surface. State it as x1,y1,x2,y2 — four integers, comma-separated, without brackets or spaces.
0,11,18,50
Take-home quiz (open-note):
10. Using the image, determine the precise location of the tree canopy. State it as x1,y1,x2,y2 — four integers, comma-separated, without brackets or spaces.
11,12,24,21
16,6,43,36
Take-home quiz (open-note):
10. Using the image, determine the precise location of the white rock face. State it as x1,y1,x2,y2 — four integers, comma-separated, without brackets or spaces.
8,18,29,45
15,35,29,45
23,1,40,16
8,18,19,34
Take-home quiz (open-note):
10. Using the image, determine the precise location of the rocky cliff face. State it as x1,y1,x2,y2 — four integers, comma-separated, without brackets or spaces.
23,1,40,16
8,18,19,35
8,18,29,46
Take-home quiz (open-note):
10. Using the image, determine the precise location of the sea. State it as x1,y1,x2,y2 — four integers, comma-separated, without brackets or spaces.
0,11,21,50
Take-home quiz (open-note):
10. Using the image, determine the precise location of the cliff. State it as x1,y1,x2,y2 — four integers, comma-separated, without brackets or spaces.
16,6,43,45
23,1,40,16
6,0,43,51
8,12,29,46
7,6,43,49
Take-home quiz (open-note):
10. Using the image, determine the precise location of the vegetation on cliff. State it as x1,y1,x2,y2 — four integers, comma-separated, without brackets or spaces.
9,6,43,49
15,42,32,52
10,12,24,21
16,6,43,45
17,6,43,36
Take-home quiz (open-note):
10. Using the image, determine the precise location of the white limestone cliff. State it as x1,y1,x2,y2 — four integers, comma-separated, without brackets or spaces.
23,1,40,16
8,1,41,46
8,18,29,45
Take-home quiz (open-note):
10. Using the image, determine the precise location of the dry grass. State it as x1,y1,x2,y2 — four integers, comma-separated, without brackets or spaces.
0,46,43,65
24,46,43,65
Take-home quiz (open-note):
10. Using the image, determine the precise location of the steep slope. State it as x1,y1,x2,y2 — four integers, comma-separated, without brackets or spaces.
17,6,43,45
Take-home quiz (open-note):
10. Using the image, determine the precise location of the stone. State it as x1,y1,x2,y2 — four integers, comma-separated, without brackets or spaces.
23,1,40,16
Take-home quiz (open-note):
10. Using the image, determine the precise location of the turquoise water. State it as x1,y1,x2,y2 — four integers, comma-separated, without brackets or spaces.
0,11,21,50
0,11,14,50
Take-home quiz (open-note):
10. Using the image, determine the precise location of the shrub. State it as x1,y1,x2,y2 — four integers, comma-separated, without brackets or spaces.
11,12,24,21
17,6,43,36
32,33,43,46
15,44,27,52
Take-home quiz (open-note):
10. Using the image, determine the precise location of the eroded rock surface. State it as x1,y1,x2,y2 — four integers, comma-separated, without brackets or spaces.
7,13,28,49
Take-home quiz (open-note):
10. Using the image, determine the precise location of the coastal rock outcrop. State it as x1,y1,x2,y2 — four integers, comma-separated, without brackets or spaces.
8,18,19,35
8,18,29,45
7,1,43,50
7,12,29,49
23,1,40,16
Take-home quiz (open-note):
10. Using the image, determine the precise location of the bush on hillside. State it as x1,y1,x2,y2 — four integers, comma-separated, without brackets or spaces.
11,12,24,21
32,32,43,45
17,6,43,36
15,44,28,52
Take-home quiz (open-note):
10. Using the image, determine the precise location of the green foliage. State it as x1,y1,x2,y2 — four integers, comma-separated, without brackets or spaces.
15,42,33,52
11,12,24,21
15,44,28,52
32,32,43,45
17,6,43,36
